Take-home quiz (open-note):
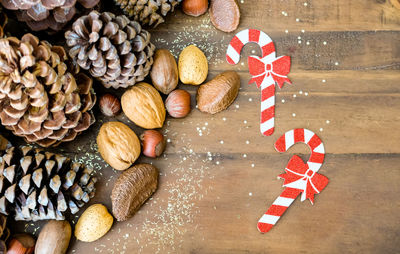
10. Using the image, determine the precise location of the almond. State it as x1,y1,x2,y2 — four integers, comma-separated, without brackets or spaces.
150,49,178,95
197,71,240,114
178,45,208,85
121,82,166,129
111,164,158,221
209,0,240,32
75,204,113,242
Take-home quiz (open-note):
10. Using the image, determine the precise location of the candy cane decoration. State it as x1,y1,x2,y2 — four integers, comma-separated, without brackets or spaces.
226,29,291,136
257,129,329,233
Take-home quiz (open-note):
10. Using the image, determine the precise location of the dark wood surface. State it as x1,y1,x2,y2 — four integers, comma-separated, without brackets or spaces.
9,0,400,253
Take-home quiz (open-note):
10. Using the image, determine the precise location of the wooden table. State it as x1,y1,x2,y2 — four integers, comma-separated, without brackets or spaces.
15,0,400,253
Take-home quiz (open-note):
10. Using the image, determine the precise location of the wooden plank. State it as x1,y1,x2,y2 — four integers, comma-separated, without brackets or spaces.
160,0,400,32
16,153,399,253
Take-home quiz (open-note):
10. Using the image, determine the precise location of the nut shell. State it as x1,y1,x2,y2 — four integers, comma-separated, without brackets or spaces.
97,122,141,171
197,71,240,114
99,94,121,117
75,204,113,242
182,0,209,16
150,49,178,95
209,0,240,32
140,130,166,158
111,164,158,221
35,220,71,254
178,45,208,85
121,83,166,129
8,234,35,254
165,89,191,118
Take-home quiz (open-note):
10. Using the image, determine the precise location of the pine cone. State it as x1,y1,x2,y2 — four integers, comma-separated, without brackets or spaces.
0,6,7,38
0,33,96,147
65,11,155,89
114,0,182,27
0,215,9,252
0,146,97,221
0,0,100,32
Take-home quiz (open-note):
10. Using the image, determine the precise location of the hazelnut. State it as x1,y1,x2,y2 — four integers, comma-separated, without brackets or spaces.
8,234,35,254
99,94,121,117
165,89,191,118
182,0,208,17
140,130,166,158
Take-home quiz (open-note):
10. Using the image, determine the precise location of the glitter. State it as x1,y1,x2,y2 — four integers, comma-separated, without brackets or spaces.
167,139,171,143
296,18,300,22
241,62,245,66
243,120,247,124
251,50,256,54
205,122,208,126
202,127,206,130
301,29,305,33
222,117,226,121
299,91,303,94
249,98,253,102
292,113,296,117
298,40,302,44
246,140,250,144
322,79,326,83
281,11,288,16
251,164,255,167
306,41,310,45
293,94,297,98
320,128,323,132
235,104,240,109
323,41,327,45
243,154,247,158
216,161,220,165
183,157,187,161
298,36,302,40
249,192,253,196
281,99,285,103
326,120,330,124
208,157,212,161
220,140,224,144
335,62,339,65
304,2,308,6
240,0,244,3
304,92,308,96
285,29,289,33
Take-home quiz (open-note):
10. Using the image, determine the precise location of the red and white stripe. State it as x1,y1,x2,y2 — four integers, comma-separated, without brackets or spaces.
226,29,277,136
257,129,325,233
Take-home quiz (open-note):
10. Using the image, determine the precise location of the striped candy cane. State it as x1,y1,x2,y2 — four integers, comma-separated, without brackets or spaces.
226,29,291,136
257,128,329,233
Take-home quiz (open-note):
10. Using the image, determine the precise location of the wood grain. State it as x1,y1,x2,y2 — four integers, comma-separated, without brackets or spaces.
9,0,400,253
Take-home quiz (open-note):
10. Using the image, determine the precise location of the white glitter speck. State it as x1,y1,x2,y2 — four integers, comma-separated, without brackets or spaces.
322,79,326,83
326,120,330,124
281,99,285,103
241,62,245,66
243,120,247,124
320,128,323,132
251,164,255,167
249,192,253,196
281,11,288,16
304,2,308,6
243,154,247,158
205,122,208,126
335,62,339,65
306,41,310,45
235,105,240,109
298,40,302,44
220,140,224,144
323,41,327,45
292,113,296,117
293,94,297,98
299,91,303,94
298,36,302,40
249,98,253,102
285,30,289,33
167,139,171,143
216,161,220,165
222,117,226,121
251,50,256,54
246,140,250,144
301,29,305,33
305,92,309,96
296,18,300,22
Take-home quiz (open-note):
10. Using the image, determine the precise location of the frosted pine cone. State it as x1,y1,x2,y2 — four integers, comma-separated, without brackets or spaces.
0,0,100,32
0,33,96,147
114,0,182,27
65,11,155,89
0,145,97,221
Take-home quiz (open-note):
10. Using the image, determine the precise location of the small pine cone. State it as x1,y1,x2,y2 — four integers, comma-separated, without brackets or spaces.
0,33,96,147
0,146,97,221
65,11,155,89
0,0,100,32
114,0,182,27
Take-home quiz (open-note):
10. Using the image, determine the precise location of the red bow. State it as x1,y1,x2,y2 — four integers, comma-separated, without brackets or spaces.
248,55,291,89
279,155,329,204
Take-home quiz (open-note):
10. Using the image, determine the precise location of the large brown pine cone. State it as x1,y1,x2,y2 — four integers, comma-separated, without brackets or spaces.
114,0,182,27
0,0,100,32
65,11,155,89
0,145,97,221
0,33,96,147
0,214,9,252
